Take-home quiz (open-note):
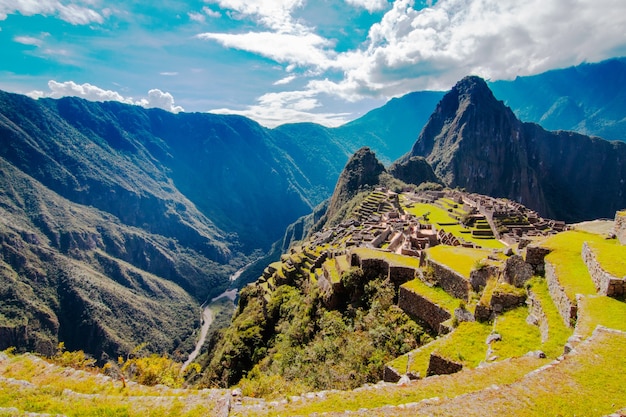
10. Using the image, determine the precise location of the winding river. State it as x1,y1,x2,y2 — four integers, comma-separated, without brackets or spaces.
181,265,247,371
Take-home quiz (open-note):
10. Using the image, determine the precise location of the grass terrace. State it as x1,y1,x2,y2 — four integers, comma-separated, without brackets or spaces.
575,295,626,338
427,245,495,278
490,307,542,359
541,231,602,300
586,239,626,278
405,202,504,249
322,258,341,284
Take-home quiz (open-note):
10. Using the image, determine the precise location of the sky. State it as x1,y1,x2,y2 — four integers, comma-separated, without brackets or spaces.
1,0,626,128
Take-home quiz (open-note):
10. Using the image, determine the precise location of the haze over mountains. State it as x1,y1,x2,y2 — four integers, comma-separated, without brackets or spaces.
1,57,626,360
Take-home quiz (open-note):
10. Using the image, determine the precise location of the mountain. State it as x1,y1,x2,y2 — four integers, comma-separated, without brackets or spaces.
401,76,626,222
489,57,626,141
0,91,348,359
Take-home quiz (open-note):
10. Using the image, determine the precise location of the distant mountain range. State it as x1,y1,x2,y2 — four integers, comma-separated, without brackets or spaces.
1,57,626,360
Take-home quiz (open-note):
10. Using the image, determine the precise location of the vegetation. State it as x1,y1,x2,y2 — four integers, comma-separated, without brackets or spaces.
575,295,626,338
401,278,461,312
586,239,626,277
541,230,600,300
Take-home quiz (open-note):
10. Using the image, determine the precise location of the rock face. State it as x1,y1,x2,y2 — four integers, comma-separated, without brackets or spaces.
388,156,440,187
616,211,626,245
401,76,626,223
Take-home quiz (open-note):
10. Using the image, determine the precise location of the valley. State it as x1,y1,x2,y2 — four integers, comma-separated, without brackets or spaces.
1,57,626,416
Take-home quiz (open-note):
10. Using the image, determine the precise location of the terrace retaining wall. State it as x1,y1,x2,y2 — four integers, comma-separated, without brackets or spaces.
398,285,451,333
426,353,463,376
427,259,470,300
545,261,577,328
526,287,550,343
525,245,551,276
581,242,626,297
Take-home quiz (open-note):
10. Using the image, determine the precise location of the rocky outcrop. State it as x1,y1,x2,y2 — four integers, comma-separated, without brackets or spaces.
469,265,499,291
582,242,626,297
525,246,551,275
502,255,534,287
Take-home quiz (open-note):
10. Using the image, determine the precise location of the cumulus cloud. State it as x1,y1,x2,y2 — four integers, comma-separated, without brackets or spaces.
345,0,389,13
188,11,205,23
135,89,184,113
0,0,105,25
204,0,304,32
301,0,626,101
32,80,184,113
202,6,221,18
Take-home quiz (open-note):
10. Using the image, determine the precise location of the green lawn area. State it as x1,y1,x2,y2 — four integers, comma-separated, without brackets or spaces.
526,277,573,358
490,306,542,359
575,295,626,339
586,239,626,278
432,321,493,367
541,230,601,300
401,278,461,313
351,247,421,269
427,245,495,278
405,202,504,249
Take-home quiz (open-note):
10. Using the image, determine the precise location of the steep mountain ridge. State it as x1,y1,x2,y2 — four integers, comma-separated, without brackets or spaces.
402,76,626,222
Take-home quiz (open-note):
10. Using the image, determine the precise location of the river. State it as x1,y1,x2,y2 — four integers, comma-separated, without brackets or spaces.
181,265,248,371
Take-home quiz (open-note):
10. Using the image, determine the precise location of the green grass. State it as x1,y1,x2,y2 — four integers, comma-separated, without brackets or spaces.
542,231,601,300
526,277,573,358
401,278,461,313
335,255,351,276
490,307,542,359
352,247,421,269
427,246,495,278
586,239,626,278
405,202,504,249
576,295,626,338
433,321,493,367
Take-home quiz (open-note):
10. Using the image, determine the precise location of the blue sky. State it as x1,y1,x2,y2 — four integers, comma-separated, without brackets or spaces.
1,0,626,127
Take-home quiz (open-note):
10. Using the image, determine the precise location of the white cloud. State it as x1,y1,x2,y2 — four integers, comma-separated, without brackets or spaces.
197,31,334,68
209,88,349,127
345,0,389,13
32,80,184,113
300,0,626,101
159,72,179,76
0,0,105,25
204,0,304,32
135,89,184,113
202,6,221,18
188,11,205,23
13,35,43,46
273,75,296,85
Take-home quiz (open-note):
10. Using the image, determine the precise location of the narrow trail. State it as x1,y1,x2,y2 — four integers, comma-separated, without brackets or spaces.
181,264,248,370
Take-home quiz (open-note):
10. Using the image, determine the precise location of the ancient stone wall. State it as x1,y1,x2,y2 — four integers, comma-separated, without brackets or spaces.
490,290,526,313
426,353,463,376
526,287,549,343
398,285,451,333
389,265,416,287
582,242,625,297
428,259,470,300
545,261,577,327
616,211,626,245
382,365,402,383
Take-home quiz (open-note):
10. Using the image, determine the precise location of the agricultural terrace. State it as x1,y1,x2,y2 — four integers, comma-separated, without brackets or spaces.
401,278,461,313
585,239,626,278
575,295,626,339
402,199,504,249
541,231,604,300
426,245,496,278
